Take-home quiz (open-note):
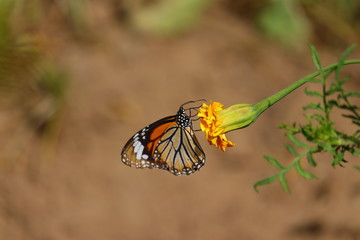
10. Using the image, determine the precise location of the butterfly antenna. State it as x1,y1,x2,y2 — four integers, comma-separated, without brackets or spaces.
186,106,204,118
180,99,206,109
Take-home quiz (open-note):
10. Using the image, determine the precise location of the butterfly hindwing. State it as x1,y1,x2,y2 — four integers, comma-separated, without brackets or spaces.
156,124,205,175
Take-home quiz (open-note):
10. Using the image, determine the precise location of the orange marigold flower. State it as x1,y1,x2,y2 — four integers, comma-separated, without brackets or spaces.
198,101,259,151
198,102,235,151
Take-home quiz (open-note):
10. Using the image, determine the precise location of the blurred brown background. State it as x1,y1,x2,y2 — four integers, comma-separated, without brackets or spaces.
0,0,360,239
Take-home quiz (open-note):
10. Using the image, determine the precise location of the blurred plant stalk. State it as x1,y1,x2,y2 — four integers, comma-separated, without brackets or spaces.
132,0,213,36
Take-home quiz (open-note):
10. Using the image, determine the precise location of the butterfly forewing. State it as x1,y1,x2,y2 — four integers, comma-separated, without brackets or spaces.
121,106,206,176
121,116,175,170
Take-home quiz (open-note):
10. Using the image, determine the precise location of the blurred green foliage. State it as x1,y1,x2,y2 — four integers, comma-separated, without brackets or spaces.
117,0,360,47
56,0,89,33
257,0,360,48
257,0,311,49
0,0,69,164
131,0,213,36
5,0,357,47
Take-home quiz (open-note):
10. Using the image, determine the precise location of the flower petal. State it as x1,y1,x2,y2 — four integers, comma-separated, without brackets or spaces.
197,101,234,151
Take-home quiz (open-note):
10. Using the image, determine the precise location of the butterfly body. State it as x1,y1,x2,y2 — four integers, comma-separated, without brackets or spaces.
121,106,206,176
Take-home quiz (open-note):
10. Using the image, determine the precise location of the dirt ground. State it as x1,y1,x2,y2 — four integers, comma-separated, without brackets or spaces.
1,1,360,240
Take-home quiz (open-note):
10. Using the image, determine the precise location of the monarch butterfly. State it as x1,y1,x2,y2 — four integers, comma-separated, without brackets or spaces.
121,100,206,176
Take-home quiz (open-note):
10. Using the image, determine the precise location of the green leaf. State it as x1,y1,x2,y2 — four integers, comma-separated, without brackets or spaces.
304,87,323,98
309,45,325,80
264,155,285,170
326,88,339,96
328,99,339,107
303,103,323,111
354,166,360,171
326,102,336,111
332,152,345,167
343,135,360,145
279,173,291,193
285,132,309,149
313,113,325,122
326,83,341,95
342,114,359,120
336,103,357,110
351,147,360,156
345,92,360,98
353,120,360,127
319,142,336,154
337,77,350,85
295,161,317,179
279,123,299,132
336,44,356,80
286,144,300,156
307,151,317,167
253,175,279,192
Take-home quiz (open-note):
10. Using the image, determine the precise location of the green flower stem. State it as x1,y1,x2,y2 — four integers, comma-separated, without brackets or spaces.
253,59,360,116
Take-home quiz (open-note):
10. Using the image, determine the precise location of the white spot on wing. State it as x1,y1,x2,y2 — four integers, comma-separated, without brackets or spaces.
136,144,144,160
133,141,141,153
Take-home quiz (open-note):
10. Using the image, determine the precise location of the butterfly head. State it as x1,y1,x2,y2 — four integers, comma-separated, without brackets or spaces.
176,107,191,128
176,99,206,129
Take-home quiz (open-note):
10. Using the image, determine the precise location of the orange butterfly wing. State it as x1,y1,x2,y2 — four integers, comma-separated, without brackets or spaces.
121,116,176,170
